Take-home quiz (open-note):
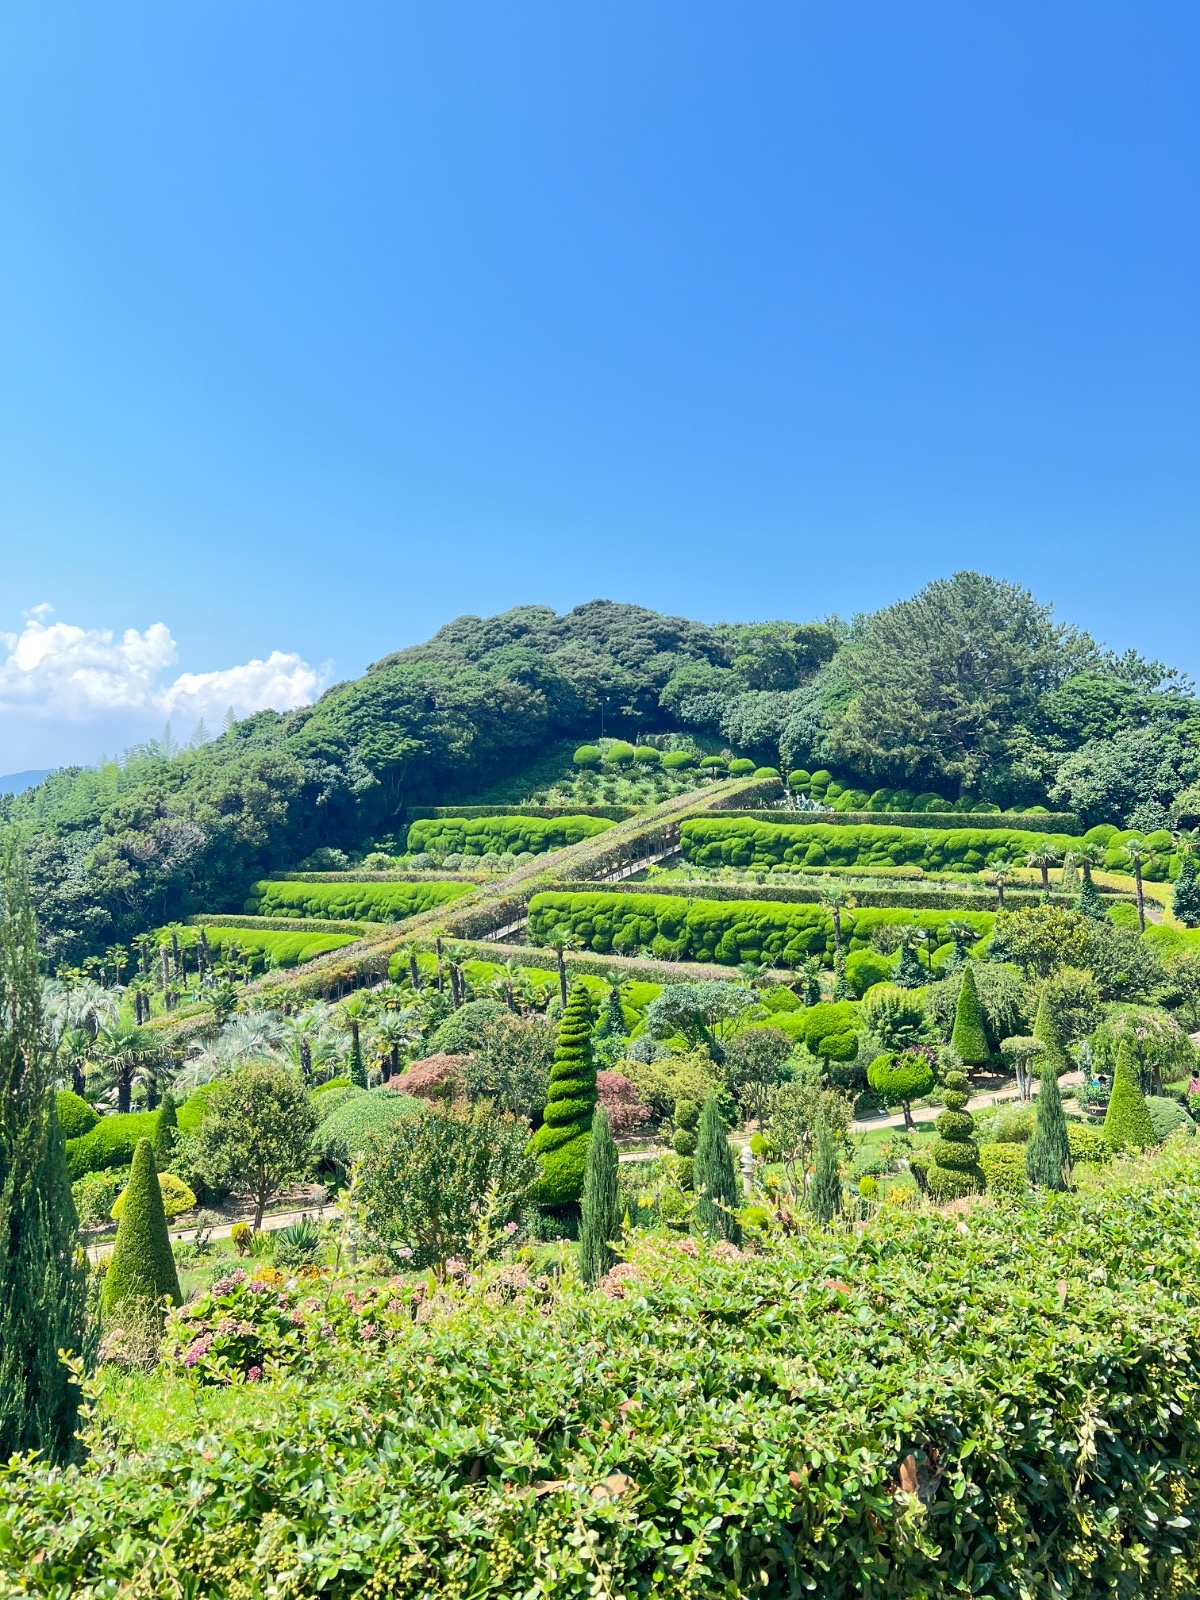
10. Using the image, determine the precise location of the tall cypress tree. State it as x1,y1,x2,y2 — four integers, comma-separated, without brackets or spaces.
101,1137,182,1324
1025,1056,1071,1190
693,1095,742,1243
806,1117,842,1225
528,985,596,1207
1173,851,1200,928
950,964,989,1067
0,838,89,1464
579,1106,620,1285
1032,991,1070,1080
1077,876,1106,921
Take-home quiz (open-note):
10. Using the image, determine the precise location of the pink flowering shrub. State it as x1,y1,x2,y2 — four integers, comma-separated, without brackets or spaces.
164,1269,427,1385
596,1071,651,1137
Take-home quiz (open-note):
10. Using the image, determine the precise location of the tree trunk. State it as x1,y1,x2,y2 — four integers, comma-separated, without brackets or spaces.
253,1195,266,1231
409,953,421,990
160,946,171,997
1040,865,1049,891
901,1099,914,1132
145,1070,158,1111
389,1044,399,1081
117,1064,132,1115
505,981,515,1012
557,951,567,1009
299,1038,312,1084
72,1061,85,1097
997,882,1005,909
1134,867,1146,933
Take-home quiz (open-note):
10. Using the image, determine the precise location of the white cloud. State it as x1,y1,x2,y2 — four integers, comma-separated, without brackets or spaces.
0,608,326,768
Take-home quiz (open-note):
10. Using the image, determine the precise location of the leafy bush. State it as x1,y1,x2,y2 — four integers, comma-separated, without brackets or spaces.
272,1220,323,1269
101,1139,182,1324
18,1151,1200,1593
244,879,473,923
111,1172,196,1222
978,1142,1027,1197
573,745,602,769
71,1169,126,1229
406,814,613,857
660,750,695,770
1147,1096,1195,1143
55,1090,97,1141
1066,1122,1111,1163
427,999,508,1056
680,817,1089,873
866,1051,934,1125
528,986,596,1206
65,1111,159,1179
311,1087,423,1170
174,924,358,972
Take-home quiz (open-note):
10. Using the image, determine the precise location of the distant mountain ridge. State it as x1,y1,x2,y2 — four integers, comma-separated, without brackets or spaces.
0,770,52,795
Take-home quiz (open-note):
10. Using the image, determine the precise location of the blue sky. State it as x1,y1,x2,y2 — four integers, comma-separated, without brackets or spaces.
0,2,1196,768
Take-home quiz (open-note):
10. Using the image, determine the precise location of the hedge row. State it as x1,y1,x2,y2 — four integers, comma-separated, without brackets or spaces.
405,803,638,821
527,891,992,968
681,818,1091,873
11,1150,1200,1595
191,925,358,969
185,913,368,935
65,1111,160,1179
244,879,474,923
735,808,1084,834
557,877,1079,913
405,814,615,858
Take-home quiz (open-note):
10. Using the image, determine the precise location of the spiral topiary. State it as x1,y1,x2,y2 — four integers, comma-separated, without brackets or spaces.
926,1070,984,1201
528,985,596,1207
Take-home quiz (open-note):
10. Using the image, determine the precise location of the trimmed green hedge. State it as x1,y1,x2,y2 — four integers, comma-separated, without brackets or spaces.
527,890,992,968
244,879,473,923
681,817,1089,873
66,1111,160,1179
406,815,614,858
173,924,358,970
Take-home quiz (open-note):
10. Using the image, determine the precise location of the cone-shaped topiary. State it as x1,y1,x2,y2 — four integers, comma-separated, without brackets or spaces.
1174,850,1200,928
1103,1039,1157,1152
926,1070,984,1201
806,1117,841,1225
693,1095,741,1243
152,1090,178,1170
1025,1056,1071,1190
1032,991,1070,1080
1077,876,1106,921
101,1137,181,1325
950,964,989,1067
579,1106,620,1285
529,985,596,1206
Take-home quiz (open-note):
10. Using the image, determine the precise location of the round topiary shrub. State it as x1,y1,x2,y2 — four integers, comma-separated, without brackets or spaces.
866,1051,935,1131
112,1171,196,1222
1066,1121,1111,1164
428,999,508,1056
978,1143,1026,1198
788,769,812,791
633,746,661,766
604,742,637,769
753,767,781,781
56,1089,98,1141
573,745,603,769
662,750,696,770
728,759,756,777
700,756,728,773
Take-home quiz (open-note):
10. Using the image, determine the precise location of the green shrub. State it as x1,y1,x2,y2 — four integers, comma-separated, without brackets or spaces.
71,1170,126,1229
171,924,358,971
632,746,661,767
428,999,508,1056
1147,1096,1195,1143
573,745,603,769
844,948,893,997
244,879,473,923
661,750,696,770
528,986,596,1207
1066,1122,1111,1163
978,1142,1027,1198
787,769,811,791
55,1090,97,1141
950,964,990,1066
993,1104,1035,1143
1104,1040,1157,1152
693,1095,742,1242
111,1171,196,1222
311,1088,423,1170
866,1052,934,1128
927,1070,984,1199
728,759,757,777
100,1138,181,1324
680,817,1090,874
65,1111,159,1179
406,814,613,858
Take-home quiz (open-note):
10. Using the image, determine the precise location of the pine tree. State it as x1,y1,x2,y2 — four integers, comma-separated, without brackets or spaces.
1173,851,1200,928
101,1137,182,1325
1077,876,1106,921
893,943,926,989
1025,1056,1071,1190
579,1107,620,1285
1103,1039,1157,1153
693,1095,742,1243
528,985,597,1207
950,964,989,1067
600,984,625,1041
153,1090,178,1170
926,1070,985,1200
0,840,89,1463
806,1117,841,1225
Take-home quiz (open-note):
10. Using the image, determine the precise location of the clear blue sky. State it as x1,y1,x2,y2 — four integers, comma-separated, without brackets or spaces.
0,2,1197,767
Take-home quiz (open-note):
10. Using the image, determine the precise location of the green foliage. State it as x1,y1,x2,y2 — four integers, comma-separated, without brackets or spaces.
978,1142,1027,1198
111,1171,196,1222
950,964,990,1065
407,814,613,857
1066,1122,1111,1163
1077,875,1107,920
578,1107,620,1286
843,948,892,996
528,986,596,1206
1031,991,1070,1083
311,1087,423,1170
152,1092,178,1170
926,1069,984,1199
806,1119,842,1225
192,1063,319,1229
65,1110,159,1179
428,998,509,1056
681,816,1088,873
1025,1060,1071,1191
167,923,357,972
859,984,925,1052
244,879,472,923
622,1051,721,1122
54,1089,97,1141
101,1139,182,1325
572,745,602,769
1104,1040,1157,1152
693,1095,742,1243
1174,851,1200,927
71,1169,125,1229
358,1101,536,1269
1146,1096,1195,1143
866,1052,934,1112
0,842,88,1465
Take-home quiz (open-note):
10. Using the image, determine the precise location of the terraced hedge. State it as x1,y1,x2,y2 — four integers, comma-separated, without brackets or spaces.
681,817,1089,873
527,891,992,968
244,879,474,923
163,924,359,970
405,814,614,857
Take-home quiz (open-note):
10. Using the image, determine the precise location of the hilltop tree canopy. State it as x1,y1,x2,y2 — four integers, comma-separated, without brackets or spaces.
3,578,1196,963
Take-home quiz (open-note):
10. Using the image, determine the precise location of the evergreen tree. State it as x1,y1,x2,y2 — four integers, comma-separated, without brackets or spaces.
1032,991,1070,1079
1077,876,1106,921
101,1137,182,1325
806,1117,841,1225
349,1021,367,1089
1103,1039,1157,1153
1173,850,1200,928
528,985,597,1207
578,1107,620,1285
893,942,926,989
0,842,89,1465
1025,1056,1071,1190
600,984,625,1041
950,964,989,1066
693,1095,742,1243
153,1090,178,1170
926,1070,984,1201
831,954,855,1002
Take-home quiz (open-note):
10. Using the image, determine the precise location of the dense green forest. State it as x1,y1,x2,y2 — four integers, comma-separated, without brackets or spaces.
5,572,1198,962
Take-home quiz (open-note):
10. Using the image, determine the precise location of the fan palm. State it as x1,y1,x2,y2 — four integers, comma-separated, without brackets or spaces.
1025,847,1062,893
1124,840,1154,933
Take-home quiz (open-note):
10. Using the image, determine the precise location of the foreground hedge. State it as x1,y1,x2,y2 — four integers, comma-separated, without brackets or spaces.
406,814,614,857
244,878,474,922
681,817,1090,873
527,890,992,967
9,1151,1200,1595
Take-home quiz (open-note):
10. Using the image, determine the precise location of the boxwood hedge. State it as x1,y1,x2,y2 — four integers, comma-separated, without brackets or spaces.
10,1149,1200,1595
527,890,991,967
244,878,474,922
406,814,614,857
182,924,358,970
681,817,1091,873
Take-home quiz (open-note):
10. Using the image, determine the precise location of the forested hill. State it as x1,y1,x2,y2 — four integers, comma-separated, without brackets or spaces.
5,574,1200,963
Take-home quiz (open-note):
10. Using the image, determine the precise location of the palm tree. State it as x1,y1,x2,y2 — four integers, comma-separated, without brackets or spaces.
374,1009,416,1081
1026,847,1062,893
278,1003,333,1085
92,1024,169,1114
545,932,584,1008
818,885,853,967
1124,840,1154,933
984,869,1010,910
399,940,422,992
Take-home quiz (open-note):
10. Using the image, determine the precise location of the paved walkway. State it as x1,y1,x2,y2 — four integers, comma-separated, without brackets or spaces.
86,1200,338,1262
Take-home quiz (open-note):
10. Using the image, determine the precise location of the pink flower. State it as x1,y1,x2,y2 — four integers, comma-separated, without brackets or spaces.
246,1366,263,1382
395,1247,414,1261
360,1323,378,1340
290,1309,305,1326
504,1221,518,1235
184,1334,214,1368
386,1299,403,1315
213,1269,247,1295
